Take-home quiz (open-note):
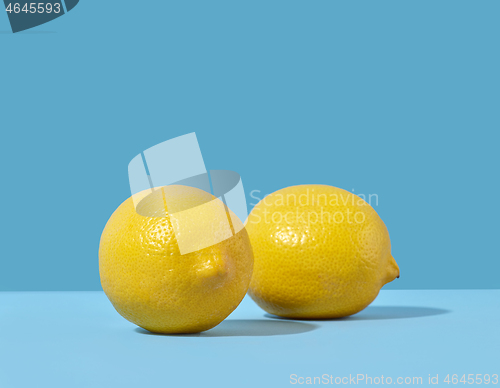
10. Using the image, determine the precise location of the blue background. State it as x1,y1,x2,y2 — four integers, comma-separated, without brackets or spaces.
1,290,499,388
0,0,498,291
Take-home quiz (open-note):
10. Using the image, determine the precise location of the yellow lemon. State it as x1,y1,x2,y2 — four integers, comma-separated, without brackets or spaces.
99,185,253,333
246,185,399,319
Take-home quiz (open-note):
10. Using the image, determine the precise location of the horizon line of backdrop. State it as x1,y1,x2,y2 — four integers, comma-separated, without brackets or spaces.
0,0,499,291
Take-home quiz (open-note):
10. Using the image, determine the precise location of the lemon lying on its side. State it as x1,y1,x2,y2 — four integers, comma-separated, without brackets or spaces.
246,185,399,319
99,185,253,334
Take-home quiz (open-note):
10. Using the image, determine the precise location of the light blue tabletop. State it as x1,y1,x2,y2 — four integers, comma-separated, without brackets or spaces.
0,290,498,388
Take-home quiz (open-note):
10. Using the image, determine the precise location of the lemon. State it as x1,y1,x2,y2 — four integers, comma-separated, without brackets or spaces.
246,185,399,319
99,185,253,333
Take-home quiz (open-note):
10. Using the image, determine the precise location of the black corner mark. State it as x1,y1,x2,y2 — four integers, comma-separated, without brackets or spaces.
64,0,77,12
4,0,79,33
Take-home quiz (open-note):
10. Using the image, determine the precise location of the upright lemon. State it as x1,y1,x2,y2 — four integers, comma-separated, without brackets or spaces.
99,185,253,333
246,185,399,319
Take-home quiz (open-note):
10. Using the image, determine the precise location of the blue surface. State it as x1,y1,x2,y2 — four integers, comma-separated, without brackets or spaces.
0,290,498,387
1,1,500,291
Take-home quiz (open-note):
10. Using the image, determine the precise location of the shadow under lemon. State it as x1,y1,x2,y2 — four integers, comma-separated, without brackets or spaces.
134,319,318,337
264,305,450,321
